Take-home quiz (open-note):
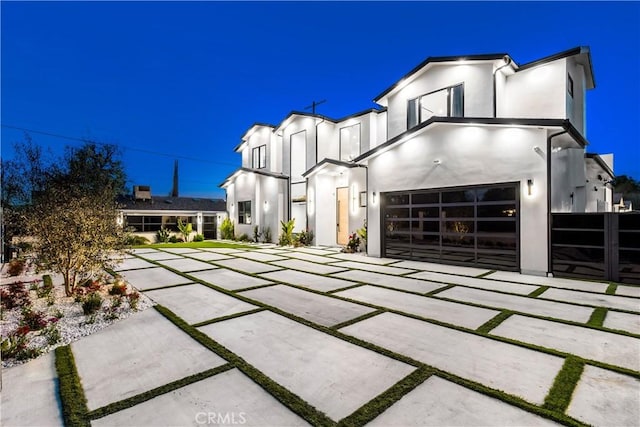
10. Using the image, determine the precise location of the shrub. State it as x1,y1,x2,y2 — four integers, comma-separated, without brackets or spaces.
156,227,171,243
278,219,295,246
126,234,149,246
109,282,128,296
1,281,30,309
253,226,262,243
237,233,250,242
7,258,26,276
263,227,272,243
294,229,314,247
193,233,205,242
128,291,140,311
357,221,367,253
168,235,184,243
43,323,61,345
220,217,235,240
82,292,103,315
21,307,48,331
36,274,54,298
343,232,361,253
1,327,29,359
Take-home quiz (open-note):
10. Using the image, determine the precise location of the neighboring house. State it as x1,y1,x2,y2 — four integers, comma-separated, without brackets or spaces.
221,46,614,276
612,194,633,212
119,186,227,242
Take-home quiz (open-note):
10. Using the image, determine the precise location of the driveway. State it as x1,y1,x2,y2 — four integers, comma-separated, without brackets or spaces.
2,244,639,426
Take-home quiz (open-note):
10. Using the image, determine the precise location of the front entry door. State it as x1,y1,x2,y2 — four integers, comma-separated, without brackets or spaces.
337,187,349,245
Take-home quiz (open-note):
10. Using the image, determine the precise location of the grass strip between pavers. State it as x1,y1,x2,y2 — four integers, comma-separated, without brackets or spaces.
88,364,234,420
424,284,455,296
330,309,385,330
55,345,90,427
606,282,618,295
191,308,266,328
133,242,254,249
154,305,336,426
476,310,514,334
587,307,608,328
543,356,586,413
528,285,550,298
336,366,435,426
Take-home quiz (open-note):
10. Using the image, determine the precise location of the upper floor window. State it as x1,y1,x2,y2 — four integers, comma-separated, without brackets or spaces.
339,123,361,161
407,84,463,129
567,74,574,98
238,201,252,224
252,145,266,169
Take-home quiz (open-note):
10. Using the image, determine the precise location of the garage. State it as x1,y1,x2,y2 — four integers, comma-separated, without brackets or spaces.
382,183,520,271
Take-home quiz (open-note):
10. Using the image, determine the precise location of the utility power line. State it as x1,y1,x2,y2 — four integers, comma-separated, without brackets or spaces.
1,124,237,167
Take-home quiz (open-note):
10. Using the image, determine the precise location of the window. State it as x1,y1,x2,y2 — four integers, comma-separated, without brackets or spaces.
567,74,574,97
252,145,266,169
238,201,252,225
408,84,464,129
290,130,306,181
339,123,361,161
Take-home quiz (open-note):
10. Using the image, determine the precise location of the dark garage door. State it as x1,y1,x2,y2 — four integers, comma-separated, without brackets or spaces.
382,183,520,271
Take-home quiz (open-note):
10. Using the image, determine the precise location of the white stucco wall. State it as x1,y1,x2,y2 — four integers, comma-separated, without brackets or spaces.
566,58,586,136
550,148,587,213
503,60,566,119
366,124,550,275
385,62,495,139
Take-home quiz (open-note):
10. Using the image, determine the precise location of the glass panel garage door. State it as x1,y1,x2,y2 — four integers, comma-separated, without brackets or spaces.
382,183,519,271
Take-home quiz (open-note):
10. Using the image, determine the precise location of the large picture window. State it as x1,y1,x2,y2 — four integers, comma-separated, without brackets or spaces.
252,145,266,169
238,201,252,224
407,84,464,129
339,123,361,161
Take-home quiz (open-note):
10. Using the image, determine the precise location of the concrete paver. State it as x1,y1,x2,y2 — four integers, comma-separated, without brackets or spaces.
486,271,609,293
136,251,183,261
332,270,445,294
603,310,640,335
260,270,356,292
156,257,217,272
129,248,158,254
120,267,192,291
541,287,640,312
491,315,640,371
281,251,335,264
214,258,283,274
190,269,272,291
72,309,226,410
616,285,640,298
199,311,415,421
240,284,375,326
200,248,248,254
293,247,336,256
340,312,563,404
567,365,640,427
233,251,287,262
92,368,308,427
161,248,202,254
368,375,559,426
145,284,258,325
328,253,400,265
408,271,537,295
329,261,416,275
335,285,499,329
270,258,348,275
185,251,234,261
113,257,157,271
390,260,491,276
0,352,63,427
437,286,593,323
253,248,290,254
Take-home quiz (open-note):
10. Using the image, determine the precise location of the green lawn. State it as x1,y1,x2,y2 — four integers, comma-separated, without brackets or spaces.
132,241,254,249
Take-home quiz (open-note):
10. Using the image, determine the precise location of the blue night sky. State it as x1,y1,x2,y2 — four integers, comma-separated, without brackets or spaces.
2,1,639,199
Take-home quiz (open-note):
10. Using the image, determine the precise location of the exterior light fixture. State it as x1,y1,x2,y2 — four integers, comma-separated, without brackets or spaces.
116,213,124,226
372,191,377,205
197,213,203,225
433,159,442,165
527,179,534,196
264,200,269,212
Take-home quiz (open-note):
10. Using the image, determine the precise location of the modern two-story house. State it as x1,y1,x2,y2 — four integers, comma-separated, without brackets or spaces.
221,47,614,277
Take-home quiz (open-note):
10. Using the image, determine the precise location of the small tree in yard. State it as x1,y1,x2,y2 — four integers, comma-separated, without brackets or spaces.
26,188,126,296
177,218,192,242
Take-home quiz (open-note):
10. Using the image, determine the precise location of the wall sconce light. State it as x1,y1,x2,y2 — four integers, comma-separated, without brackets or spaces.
372,191,377,205
527,179,534,196
116,213,124,226
264,200,269,212
433,159,442,165
593,186,598,192
196,213,203,225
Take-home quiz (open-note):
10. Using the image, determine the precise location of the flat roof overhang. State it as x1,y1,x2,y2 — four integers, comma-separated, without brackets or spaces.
219,167,288,189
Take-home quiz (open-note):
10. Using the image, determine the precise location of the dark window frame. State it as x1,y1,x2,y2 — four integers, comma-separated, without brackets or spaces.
238,201,252,225
252,145,267,169
407,83,464,130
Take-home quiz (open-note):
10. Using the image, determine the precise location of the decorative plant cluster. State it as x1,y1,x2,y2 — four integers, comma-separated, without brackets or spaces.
1,271,146,367
343,233,361,253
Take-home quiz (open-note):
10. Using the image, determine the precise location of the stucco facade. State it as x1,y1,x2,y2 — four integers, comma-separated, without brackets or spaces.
221,46,614,276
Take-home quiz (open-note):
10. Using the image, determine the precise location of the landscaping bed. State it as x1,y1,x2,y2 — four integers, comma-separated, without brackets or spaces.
1,263,152,369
